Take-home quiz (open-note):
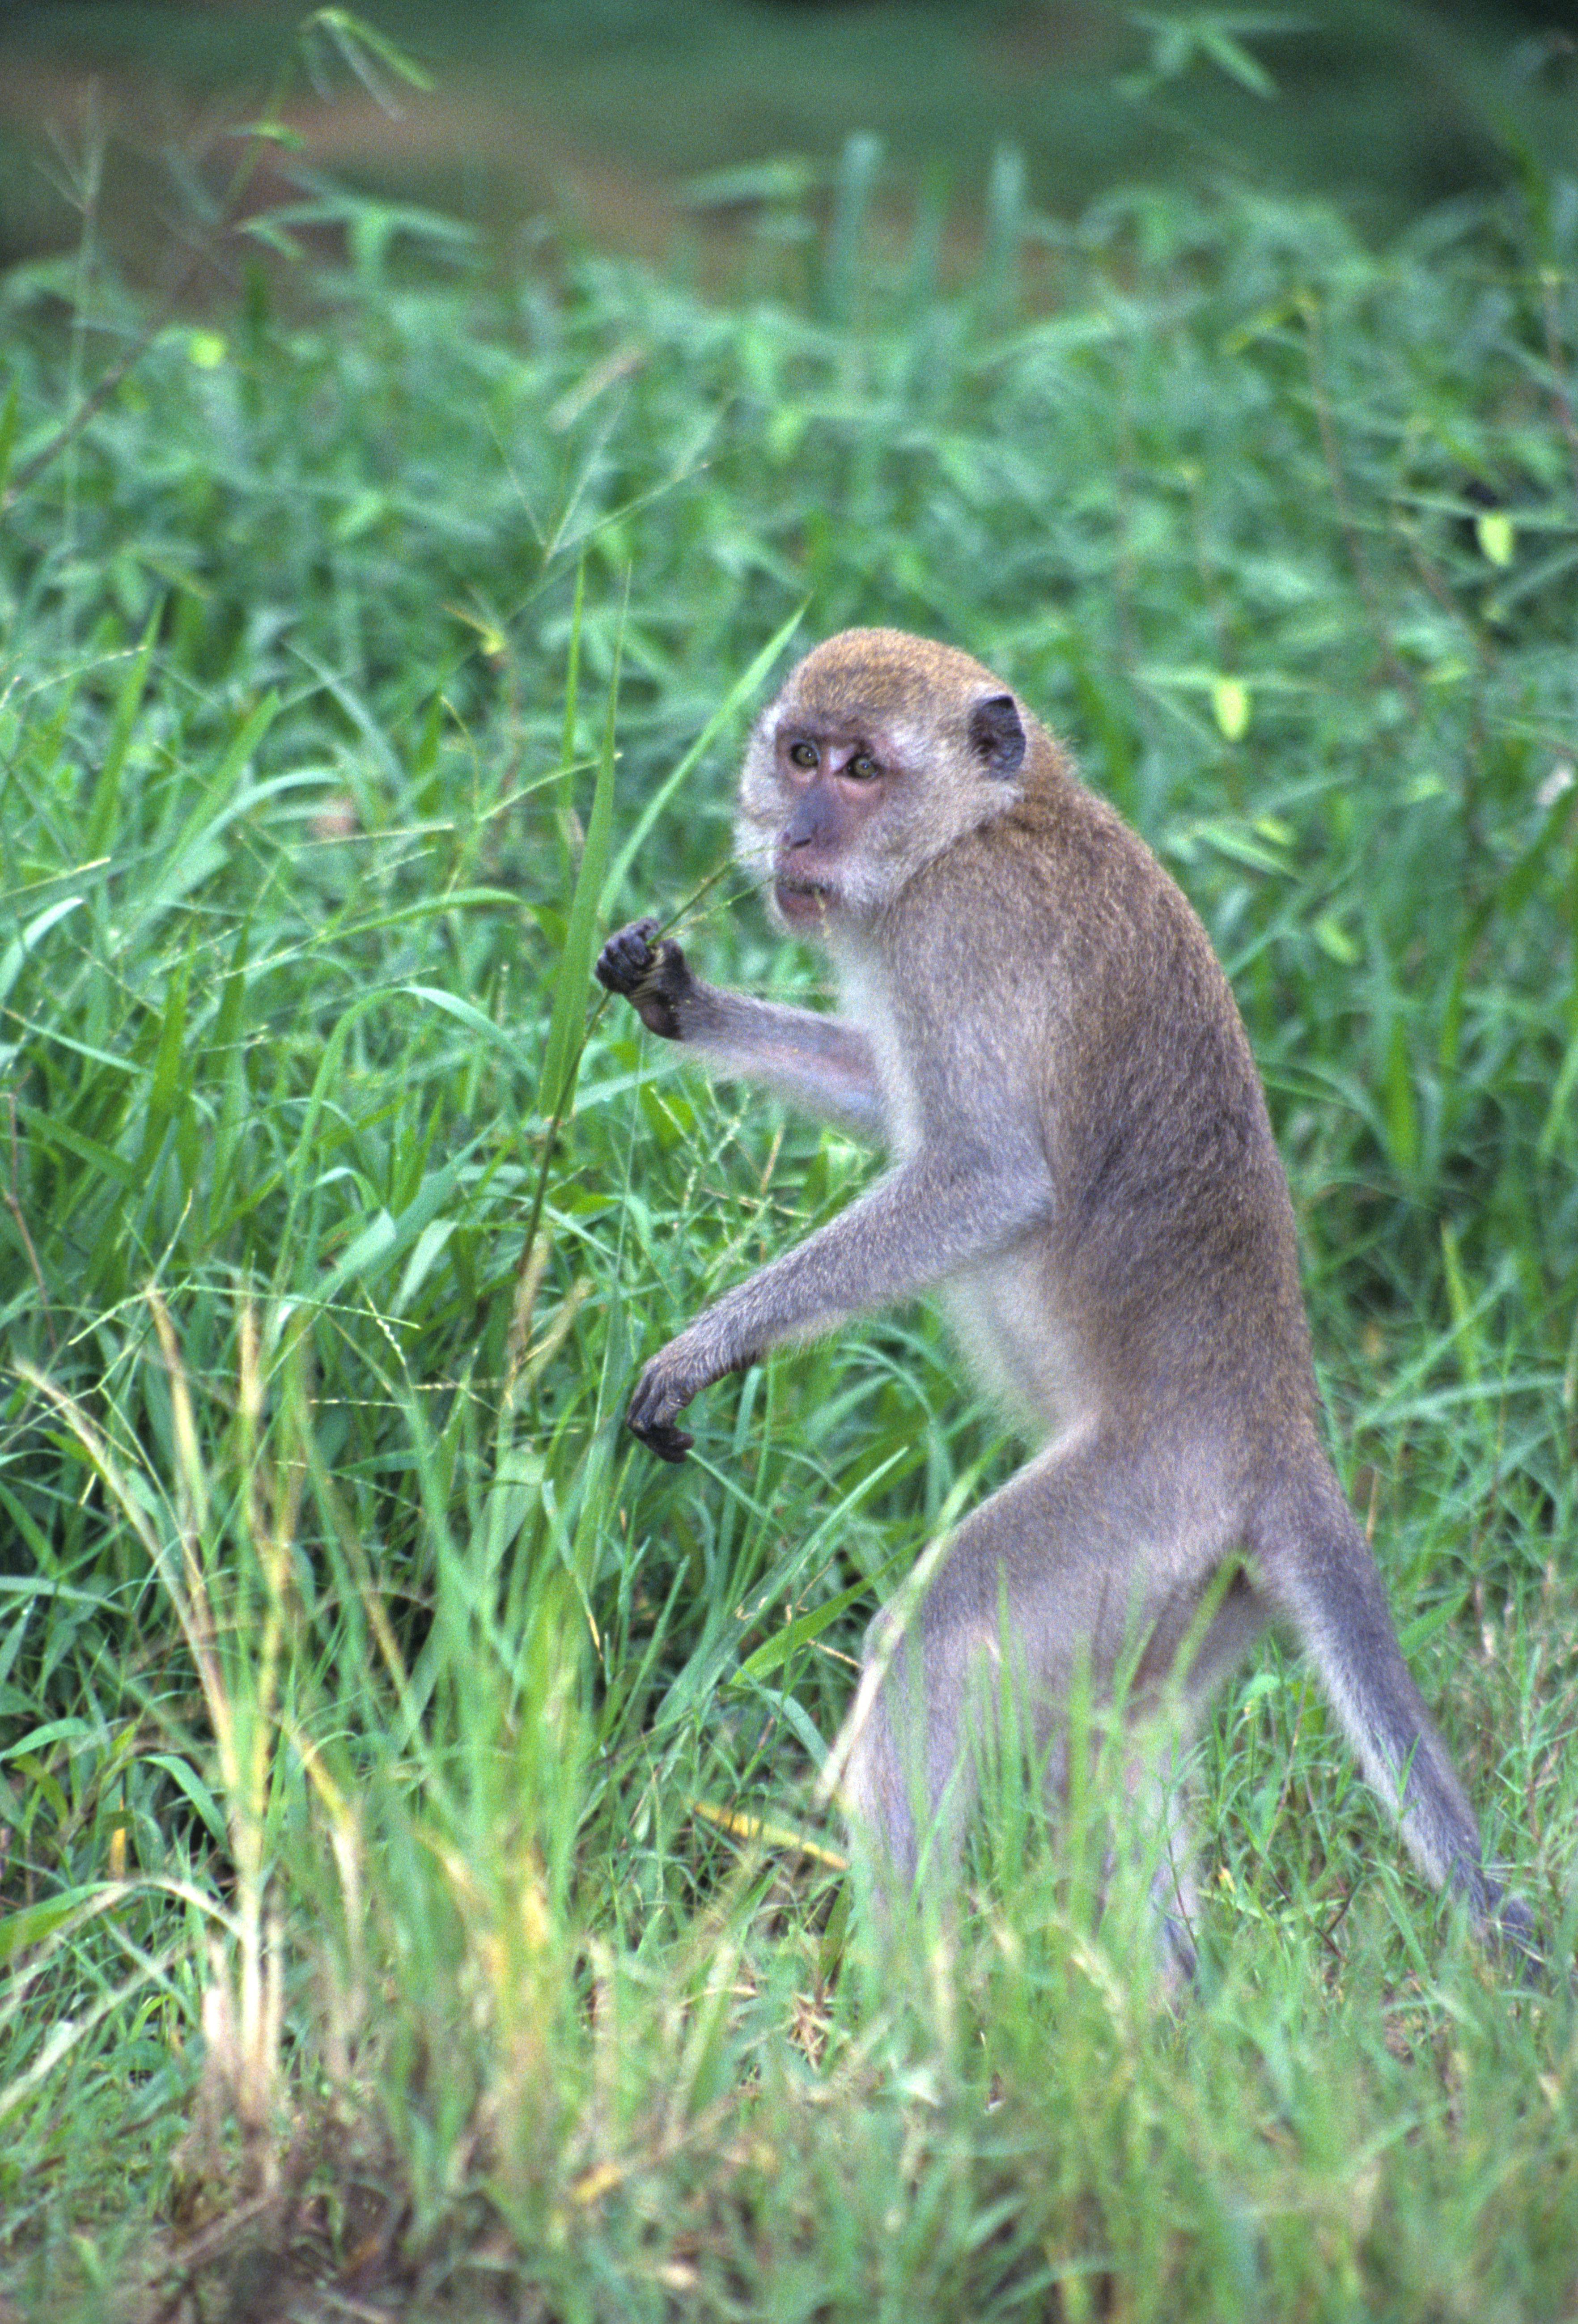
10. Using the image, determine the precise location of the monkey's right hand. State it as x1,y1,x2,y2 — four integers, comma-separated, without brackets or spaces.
625,1361,696,1463
624,1322,735,1463
628,1413,695,1463
594,916,694,1042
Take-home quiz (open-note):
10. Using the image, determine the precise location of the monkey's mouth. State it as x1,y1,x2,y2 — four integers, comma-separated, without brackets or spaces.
774,876,834,928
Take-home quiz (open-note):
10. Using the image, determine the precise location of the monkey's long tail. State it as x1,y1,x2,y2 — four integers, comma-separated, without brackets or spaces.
1255,1478,1539,1962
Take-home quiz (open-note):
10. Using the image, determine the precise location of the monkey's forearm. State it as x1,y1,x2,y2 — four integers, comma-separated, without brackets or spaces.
596,916,882,1137
626,1147,1050,1456
679,987,882,1137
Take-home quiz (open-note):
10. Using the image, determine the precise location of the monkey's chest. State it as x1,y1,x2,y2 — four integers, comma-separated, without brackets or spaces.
937,1254,1090,1440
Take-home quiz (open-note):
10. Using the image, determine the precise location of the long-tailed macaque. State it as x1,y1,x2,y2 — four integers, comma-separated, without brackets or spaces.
595,626,1528,1975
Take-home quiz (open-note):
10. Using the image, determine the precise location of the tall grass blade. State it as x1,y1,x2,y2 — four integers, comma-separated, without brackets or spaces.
539,589,626,1127
601,604,806,914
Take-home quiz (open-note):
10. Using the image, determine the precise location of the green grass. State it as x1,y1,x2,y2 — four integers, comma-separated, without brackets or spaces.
2,56,1578,2321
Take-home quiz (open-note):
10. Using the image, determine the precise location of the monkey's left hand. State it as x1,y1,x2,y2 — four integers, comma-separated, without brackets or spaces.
594,916,696,1042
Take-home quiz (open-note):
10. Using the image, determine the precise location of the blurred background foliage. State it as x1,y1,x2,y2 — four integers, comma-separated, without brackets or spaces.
2,0,1577,287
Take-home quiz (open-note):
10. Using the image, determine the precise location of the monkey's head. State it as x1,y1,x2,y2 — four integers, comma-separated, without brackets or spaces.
735,628,1030,938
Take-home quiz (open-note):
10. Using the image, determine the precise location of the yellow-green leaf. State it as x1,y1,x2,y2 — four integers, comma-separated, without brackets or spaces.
1313,912,1360,966
1211,676,1251,740
1476,510,1515,567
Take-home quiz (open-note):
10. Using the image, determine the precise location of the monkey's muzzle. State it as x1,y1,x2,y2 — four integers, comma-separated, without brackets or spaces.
774,877,834,929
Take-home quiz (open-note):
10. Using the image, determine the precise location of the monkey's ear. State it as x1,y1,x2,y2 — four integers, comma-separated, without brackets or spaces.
968,692,1027,779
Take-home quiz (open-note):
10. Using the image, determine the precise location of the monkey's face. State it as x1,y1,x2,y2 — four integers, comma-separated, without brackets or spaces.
748,718,903,933
735,630,1031,943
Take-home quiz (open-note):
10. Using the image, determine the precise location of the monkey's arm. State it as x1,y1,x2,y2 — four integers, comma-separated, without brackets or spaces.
625,1139,1052,1458
596,917,883,1138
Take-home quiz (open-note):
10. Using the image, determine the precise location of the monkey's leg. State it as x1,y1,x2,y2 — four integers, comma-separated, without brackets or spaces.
1127,1565,1274,1979
1090,1571,1274,1988
835,1429,1244,1943
1118,1742,1200,1995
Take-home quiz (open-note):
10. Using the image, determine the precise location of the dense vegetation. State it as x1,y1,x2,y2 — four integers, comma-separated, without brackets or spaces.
2,32,1576,2317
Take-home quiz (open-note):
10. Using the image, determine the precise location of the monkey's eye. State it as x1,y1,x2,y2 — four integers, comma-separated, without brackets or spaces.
787,740,819,770
848,750,880,781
